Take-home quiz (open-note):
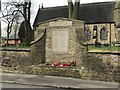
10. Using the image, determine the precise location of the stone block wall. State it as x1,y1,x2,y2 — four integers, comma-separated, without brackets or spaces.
45,18,86,65
2,17,117,82
45,26,85,65
85,23,116,45
81,52,119,82
2,48,119,82
31,18,86,65
2,49,30,67
30,33,46,65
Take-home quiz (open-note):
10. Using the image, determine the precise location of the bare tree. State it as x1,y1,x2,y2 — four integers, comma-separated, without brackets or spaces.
2,0,23,46
13,14,20,46
2,0,33,46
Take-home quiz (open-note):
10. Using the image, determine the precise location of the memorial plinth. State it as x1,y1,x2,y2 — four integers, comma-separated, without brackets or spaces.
31,17,86,65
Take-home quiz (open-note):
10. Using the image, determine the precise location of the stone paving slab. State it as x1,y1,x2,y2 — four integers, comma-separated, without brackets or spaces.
1,73,119,89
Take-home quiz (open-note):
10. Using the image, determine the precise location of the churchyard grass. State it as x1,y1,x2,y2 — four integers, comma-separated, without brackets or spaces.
88,45,120,51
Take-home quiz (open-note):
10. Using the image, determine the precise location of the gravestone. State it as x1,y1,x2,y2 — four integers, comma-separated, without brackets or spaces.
31,17,86,65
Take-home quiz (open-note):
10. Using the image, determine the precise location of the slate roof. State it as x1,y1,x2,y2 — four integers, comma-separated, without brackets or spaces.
33,1,116,26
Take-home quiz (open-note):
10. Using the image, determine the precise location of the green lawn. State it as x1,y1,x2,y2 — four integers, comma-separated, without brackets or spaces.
88,46,120,51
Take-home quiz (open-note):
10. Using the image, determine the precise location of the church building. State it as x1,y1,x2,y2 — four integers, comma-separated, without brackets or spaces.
33,1,120,46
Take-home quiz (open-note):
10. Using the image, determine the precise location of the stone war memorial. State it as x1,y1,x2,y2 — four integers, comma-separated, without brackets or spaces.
30,17,86,65
2,1,119,82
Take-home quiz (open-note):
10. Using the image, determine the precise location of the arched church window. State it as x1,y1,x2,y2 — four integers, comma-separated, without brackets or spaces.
84,26,91,40
100,26,108,40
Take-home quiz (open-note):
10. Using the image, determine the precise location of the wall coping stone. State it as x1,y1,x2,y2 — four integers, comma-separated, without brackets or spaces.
30,30,46,45
2,48,30,52
88,50,120,55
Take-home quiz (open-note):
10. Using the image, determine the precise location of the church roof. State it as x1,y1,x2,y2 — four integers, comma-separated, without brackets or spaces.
33,1,116,26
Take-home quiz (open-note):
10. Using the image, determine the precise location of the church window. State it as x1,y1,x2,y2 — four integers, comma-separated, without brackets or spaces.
84,26,91,40
100,26,108,40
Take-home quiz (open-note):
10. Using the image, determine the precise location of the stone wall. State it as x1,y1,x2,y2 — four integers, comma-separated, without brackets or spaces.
2,49,30,67
85,23,116,45
2,49,119,82
2,17,119,82
81,52,119,82
30,23,47,65
45,18,86,65
45,24,85,65
30,32,46,64
31,18,86,65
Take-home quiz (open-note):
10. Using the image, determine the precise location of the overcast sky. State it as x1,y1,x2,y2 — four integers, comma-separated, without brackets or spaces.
1,0,116,36
32,0,115,14
34,0,115,7
2,0,116,22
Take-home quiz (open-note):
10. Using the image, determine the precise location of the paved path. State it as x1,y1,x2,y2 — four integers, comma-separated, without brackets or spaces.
2,83,71,90
2,82,49,88
1,73,119,89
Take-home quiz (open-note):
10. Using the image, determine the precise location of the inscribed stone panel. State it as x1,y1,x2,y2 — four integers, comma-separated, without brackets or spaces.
49,21,72,26
52,29,69,53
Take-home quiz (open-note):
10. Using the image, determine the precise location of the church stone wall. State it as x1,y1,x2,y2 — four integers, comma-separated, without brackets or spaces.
85,23,116,45
45,19,86,65
31,18,86,65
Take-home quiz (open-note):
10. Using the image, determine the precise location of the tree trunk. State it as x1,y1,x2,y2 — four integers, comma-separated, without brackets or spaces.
6,24,10,46
72,0,80,19
6,32,10,46
14,30,17,46
68,0,73,19
68,0,80,19
28,1,31,22
14,23,18,46
24,1,28,45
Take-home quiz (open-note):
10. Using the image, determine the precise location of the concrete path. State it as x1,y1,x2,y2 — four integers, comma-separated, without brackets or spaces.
1,73,119,89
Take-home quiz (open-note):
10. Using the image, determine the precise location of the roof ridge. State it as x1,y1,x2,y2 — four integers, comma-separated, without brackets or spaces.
42,5,67,10
41,1,115,10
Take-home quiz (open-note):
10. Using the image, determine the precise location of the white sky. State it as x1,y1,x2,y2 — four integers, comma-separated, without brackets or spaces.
34,0,115,7
1,0,116,36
